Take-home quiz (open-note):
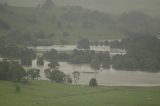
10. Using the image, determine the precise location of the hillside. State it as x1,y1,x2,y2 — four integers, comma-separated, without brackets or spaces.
0,5,125,45
0,1,160,45
5,0,160,16
0,80,160,106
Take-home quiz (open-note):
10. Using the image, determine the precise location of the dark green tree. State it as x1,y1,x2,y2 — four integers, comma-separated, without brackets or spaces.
89,78,97,87
48,60,59,69
26,69,40,80
45,69,65,83
77,38,90,49
37,57,44,66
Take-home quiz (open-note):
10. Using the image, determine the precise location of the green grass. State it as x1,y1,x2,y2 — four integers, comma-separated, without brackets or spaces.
0,80,160,106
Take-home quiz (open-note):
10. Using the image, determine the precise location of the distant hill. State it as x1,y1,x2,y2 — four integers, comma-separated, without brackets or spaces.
5,0,160,16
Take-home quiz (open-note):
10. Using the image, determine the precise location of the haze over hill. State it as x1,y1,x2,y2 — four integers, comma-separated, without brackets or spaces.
5,0,160,16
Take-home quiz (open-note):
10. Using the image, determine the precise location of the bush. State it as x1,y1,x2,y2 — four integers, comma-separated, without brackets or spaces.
89,78,97,87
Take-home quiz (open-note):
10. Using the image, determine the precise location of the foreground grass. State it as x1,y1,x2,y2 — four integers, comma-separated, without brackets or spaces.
0,80,160,106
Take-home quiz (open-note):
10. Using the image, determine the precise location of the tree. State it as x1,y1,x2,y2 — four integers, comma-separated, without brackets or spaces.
0,60,10,80
21,58,32,66
0,61,27,82
90,58,101,70
26,69,40,80
90,58,101,79
42,0,55,9
43,49,58,61
77,38,90,49
45,69,65,83
104,40,109,46
8,62,27,82
72,71,80,85
48,60,59,69
37,57,44,66
89,78,97,87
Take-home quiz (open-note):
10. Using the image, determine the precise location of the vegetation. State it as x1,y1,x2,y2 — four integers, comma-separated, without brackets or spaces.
77,38,90,49
0,42,36,59
48,60,59,69
44,69,65,83
0,61,26,82
37,57,44,66
43,49,58,61
89,78,97,87
21,58,32,66
1,81,160,106
26,69,40,80
112,35,160,72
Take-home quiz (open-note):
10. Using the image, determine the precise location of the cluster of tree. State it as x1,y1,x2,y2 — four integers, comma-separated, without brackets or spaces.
0,60,41,82
0,61,26,82
77,38,110,48
48,60,59,69
77,38,90,49
112,35,160,72
4,31,54,46
44,69,72,83
43,48,111,70
69,49,111,70
26,69,40,80
43,49,58,61
0,44,36,60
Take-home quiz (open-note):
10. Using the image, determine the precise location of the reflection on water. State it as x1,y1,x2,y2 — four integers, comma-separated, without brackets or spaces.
27,59,160,86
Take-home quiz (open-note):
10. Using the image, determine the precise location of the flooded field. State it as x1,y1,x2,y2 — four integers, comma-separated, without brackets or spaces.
28,59,160,86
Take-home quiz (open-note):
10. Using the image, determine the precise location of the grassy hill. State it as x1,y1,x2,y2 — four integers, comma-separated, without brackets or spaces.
5,0,160,16
1,0,160,45
0,5,125,45
0,80,160,106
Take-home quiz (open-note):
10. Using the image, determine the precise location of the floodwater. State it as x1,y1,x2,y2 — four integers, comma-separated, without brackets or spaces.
29,59,160,87
1,44,160,86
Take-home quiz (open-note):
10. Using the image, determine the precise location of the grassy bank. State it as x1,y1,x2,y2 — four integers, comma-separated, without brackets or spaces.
0,80,160,106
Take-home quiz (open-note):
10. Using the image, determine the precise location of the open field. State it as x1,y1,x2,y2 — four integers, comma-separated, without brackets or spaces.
0,80,160,106
5,0,160,16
